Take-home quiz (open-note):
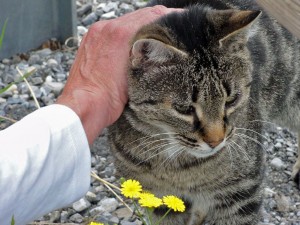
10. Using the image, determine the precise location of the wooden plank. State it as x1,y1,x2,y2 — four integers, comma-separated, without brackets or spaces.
256,0,300,39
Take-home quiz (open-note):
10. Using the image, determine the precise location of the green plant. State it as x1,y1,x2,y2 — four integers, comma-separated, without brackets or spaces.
0,19,8,50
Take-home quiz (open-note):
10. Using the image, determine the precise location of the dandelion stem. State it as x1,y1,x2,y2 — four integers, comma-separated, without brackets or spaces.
133,201,148,225
155,208,171,225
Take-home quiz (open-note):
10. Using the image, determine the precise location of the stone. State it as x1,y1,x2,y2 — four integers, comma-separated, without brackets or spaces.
134,1,147,8
47,58,58,67
49,210,60,222
60,211,68,223
72,198,91,212
77,3,93,17
98,198,118,213
264,187,276,198
119,3,134,14
82,12,98,26
77,26,88,36
0,97,6,104
89,206,106,217
28,54,41,65
85,191,98,203
101,11,117,20
69,213,84,223
270,157,285,170
275,193,290,212
45,82,64,96
121,221,137,225
114,207,133,220
31,77,44,85
36,48,52,58
102,2,119,13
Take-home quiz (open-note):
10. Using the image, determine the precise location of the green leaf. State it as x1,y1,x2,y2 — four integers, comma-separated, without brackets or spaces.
0,19,8,50
0,69,36,94
10,215,15,225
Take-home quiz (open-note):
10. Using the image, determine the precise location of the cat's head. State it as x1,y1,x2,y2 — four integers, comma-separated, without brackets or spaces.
127,6,261,158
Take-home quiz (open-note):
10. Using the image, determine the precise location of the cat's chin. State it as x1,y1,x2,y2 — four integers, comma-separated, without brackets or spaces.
187,142,225,158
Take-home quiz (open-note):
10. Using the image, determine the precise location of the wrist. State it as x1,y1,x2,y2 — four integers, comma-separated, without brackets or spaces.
56,89,111,145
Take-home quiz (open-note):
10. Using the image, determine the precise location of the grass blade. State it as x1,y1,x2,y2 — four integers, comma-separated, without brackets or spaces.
0,69,36,94
0,19,8,50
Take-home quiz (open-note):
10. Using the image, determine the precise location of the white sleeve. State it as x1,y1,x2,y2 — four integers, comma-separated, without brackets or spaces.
0,104,91,225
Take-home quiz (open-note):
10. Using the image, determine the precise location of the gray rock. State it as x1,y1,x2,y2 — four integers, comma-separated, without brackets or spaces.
275,193,290,212
72,198,91,212
270,157,285,170
49,210,60,222
102,2,119,13
121,221,137,225
134,1,147,8
119,2,135,14
31,86,42,99
85,191,99,203
98,198,118,213
69,213,84,223
28,54,41,65
101,11,117,20
60,210,69,223
35,48,52,58
89,206,106,217
54,73,66,81
114,207,133,220
3,74,14,83
45,81,64,96
77,26,88,36
77,3,93,17
82,12,98,26
31,77,44,85
47,58,58,67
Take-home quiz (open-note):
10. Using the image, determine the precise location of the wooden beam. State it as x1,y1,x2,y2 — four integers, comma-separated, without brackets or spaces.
256,0,300,39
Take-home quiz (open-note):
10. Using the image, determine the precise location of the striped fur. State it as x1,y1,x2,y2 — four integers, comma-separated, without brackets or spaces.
108,0,300,224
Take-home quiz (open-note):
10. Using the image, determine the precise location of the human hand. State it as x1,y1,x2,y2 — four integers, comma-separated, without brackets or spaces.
56,6,182,145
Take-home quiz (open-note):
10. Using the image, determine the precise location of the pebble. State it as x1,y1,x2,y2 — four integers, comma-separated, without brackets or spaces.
77,3,93,17
72,198,91,212
270,157,286,170
98,198,119,213
101,11,117,20
69,213,84,223
82,12,98,26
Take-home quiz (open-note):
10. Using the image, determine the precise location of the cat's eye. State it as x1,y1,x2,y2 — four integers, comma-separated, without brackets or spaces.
173,105,195,115
225,91,241,108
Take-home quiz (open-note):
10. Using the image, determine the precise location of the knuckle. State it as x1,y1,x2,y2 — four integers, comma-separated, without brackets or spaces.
150,5,168,16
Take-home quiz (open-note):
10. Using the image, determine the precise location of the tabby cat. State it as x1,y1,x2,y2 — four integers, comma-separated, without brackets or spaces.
108,0,300,224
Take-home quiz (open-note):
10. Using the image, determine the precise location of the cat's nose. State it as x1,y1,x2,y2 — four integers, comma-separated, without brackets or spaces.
206,139,224,148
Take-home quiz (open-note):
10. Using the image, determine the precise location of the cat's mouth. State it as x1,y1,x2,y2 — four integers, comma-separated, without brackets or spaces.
176,135,227,158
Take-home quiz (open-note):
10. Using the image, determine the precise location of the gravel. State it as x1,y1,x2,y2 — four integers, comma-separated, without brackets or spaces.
0,0,299,224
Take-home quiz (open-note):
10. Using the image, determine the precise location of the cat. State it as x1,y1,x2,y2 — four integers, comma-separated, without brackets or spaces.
108,0,300,224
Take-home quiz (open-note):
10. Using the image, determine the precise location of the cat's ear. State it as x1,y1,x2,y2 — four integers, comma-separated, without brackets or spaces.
209,10,262,47
130,39,187,67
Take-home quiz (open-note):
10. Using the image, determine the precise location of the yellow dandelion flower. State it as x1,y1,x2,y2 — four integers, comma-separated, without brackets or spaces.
163,195,185,212
89,222,104,225
138,192,163,208
121,179,142,198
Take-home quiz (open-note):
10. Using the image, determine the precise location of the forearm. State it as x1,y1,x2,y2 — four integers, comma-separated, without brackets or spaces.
0,105,90,225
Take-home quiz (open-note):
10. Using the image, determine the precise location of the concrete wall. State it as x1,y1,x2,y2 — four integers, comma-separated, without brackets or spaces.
0,0,77,59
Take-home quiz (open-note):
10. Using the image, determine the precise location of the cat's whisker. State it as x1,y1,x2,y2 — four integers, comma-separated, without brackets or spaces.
128,132,178,149
137,141,178,157
234,133,266,151
235,127,269,141
228,140,252,162
134,137,177,154
157,146,185,169
226,143,236,169
135,142,180,166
